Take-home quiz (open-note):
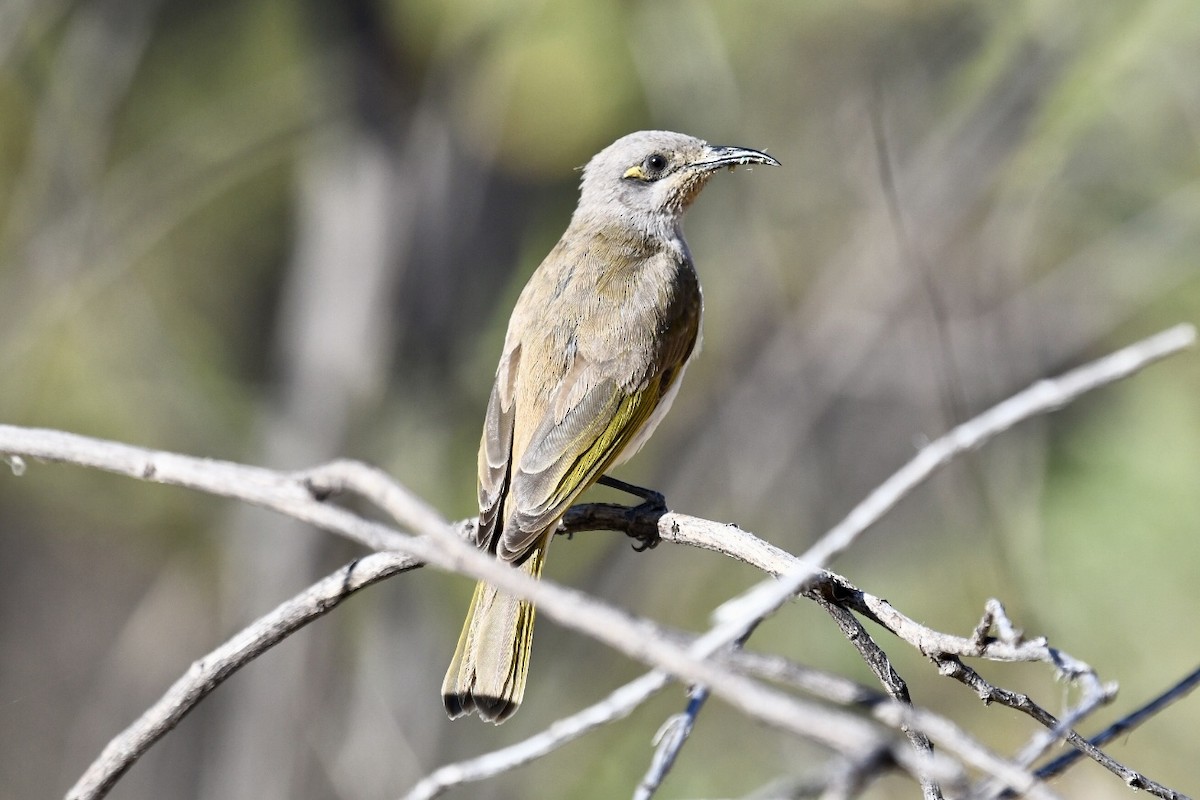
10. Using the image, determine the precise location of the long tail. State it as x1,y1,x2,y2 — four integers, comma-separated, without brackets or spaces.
442,542,547,723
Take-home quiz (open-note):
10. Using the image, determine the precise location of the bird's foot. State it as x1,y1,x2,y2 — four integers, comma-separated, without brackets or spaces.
598,475,666,551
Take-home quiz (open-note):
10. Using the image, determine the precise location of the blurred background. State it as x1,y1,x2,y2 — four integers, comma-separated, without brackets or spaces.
1,0,1198,798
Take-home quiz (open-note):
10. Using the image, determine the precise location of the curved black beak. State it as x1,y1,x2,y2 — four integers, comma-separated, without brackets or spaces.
693,144,781,170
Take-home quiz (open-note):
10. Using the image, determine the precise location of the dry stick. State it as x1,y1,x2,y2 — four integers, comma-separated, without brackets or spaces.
632,624,765,800
411,563,1185,799
847,590,1112,711
728,643,940,800
974,684,1112,800
586,322,1197,683
817,598,942,800
719,602,937,800
404,671,675,800
822,584,1183,798
724,641,1018,797
701,325,1194,793
2,323,1189,800
403,322,1196,799
824,581,1184,800
632,679,710,800
69,552,421,799
0,427,967,800
942,659,1190,800
319,476,862,799
1033,665,1200,793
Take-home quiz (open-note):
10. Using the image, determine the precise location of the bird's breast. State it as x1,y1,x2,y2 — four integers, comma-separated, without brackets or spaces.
512,224,702,396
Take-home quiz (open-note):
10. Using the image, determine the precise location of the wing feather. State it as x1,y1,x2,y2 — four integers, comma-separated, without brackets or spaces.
476,345,520,550
497,377,660,561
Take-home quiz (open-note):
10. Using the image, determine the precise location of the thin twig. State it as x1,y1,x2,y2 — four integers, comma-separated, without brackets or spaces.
1034,664,1200,794
763,323,1195,612
632,685,708,800
403,672,674,800
817,598,942,800
66,552,420,800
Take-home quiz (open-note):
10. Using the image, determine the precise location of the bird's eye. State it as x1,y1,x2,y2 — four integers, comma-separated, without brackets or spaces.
622,153,671,182
644,153,668,174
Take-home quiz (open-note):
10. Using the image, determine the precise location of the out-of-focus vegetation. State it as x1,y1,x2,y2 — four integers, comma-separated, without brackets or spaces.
1,1,1198,798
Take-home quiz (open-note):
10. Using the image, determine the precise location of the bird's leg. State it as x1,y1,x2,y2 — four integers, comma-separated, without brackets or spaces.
596,474,665,505
597,474,666,551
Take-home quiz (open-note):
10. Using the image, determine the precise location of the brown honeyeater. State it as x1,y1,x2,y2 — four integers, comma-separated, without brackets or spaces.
442,130,779,723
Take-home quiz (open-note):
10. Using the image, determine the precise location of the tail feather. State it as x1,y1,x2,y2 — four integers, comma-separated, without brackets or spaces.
442,543,546,723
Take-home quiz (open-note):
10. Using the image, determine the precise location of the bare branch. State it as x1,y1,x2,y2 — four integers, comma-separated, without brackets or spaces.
1033,665,1200,797
817,598,941,800
1,426,977,798
632,686,707,800
566,503,1187,798
0,324,1190,800
714,323,1196,655
299,459,448,534
403,672,675,800
65,552,420,800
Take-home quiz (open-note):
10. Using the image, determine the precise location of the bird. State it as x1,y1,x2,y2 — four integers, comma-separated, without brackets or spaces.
442,130,779,723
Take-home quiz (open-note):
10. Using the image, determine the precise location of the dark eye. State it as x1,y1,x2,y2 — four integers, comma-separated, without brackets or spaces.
622,153,671,182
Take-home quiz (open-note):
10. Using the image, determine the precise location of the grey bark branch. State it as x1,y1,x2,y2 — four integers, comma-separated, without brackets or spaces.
405,322,1197,799
0,425,974,798
1032,664,1200,798
67,552,421,800
0,323,1190,800
816,597,942,800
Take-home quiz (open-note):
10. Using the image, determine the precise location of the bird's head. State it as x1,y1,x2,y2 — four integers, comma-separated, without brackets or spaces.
575,130,779,235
